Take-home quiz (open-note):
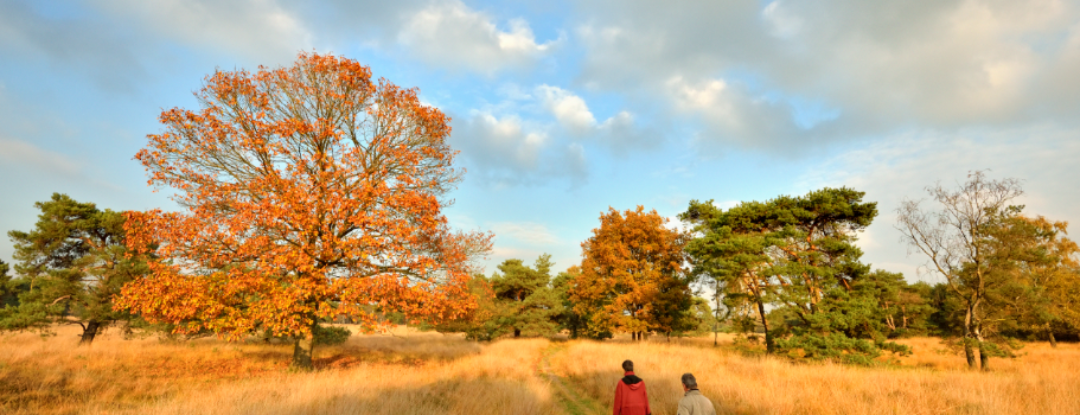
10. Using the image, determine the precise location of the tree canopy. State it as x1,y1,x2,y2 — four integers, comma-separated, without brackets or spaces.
116,52,491,369
1,193,145,345
569,206,691,340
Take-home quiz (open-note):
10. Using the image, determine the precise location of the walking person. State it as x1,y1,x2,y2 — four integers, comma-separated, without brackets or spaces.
613,360,651,415
677,373,715,415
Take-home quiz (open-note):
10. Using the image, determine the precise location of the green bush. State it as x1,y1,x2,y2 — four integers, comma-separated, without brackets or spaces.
313,325,351,346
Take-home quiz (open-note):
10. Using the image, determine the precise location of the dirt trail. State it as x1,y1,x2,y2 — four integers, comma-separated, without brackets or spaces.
539,343,607,415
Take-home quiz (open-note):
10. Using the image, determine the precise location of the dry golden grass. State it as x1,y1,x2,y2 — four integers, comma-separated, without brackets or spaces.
549,336,1080,415
0,325,558,415
2,326,1078,415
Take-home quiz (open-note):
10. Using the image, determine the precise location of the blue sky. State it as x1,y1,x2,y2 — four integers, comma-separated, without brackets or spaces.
2,0,1080,284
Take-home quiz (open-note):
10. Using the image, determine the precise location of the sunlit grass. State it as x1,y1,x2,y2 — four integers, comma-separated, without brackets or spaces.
549,335,1080,415
2,326,1078,415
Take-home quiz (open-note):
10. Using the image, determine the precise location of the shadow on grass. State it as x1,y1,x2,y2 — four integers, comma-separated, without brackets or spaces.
238,332,484,369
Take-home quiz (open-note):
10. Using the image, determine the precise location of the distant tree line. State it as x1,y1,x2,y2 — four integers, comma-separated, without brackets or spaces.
3,177,1078,370
431,172,1080,369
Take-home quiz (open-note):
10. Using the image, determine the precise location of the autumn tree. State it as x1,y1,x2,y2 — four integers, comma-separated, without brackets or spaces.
117,53,491,370
569,206,691,340
987,215,1080,346
433,274,506,341
1,193,146,345
896,171,1023,370
489,255,562,338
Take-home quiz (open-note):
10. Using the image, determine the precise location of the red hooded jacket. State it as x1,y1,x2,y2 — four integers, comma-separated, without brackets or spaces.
613,371,651,415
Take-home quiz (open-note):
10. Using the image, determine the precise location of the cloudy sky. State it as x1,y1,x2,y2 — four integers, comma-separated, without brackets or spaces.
2,0,1079,283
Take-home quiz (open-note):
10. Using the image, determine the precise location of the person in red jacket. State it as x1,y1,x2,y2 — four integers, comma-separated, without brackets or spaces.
613,359,651,415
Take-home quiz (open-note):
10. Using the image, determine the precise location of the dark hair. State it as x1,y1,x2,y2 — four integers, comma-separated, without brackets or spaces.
622,360,634,372
681,373,698,389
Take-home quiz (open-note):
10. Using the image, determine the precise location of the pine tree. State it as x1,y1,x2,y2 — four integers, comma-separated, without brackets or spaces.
2,193,147,345
489,255,562,338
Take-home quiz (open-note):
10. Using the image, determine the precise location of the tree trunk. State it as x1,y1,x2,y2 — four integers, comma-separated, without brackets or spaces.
755,298,773,354
978,345,989,371
291,325,316,371
1047,323,1058,348
963,307,976,369
78,320,101,346
975,325,988,371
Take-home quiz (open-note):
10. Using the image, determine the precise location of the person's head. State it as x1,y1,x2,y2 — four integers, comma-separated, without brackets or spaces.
622,360,634,372
681,373,698,391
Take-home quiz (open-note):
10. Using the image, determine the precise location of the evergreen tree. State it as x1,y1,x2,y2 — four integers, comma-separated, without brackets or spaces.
552,267,589,339
1,193,148,345
1,260,28,307
682,200,778,351
684,188,909,363
489,255,562,338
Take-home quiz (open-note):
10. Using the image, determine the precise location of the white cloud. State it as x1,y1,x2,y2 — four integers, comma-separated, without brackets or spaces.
574,0,1080,154
534,85,658,154
450,110,586,187
398,0,555,74
93,0,313,65
537,85,596,135
797,125,1080,282
667,76,737,127
0,138,82,177
489,221,561,246
762,1,803,38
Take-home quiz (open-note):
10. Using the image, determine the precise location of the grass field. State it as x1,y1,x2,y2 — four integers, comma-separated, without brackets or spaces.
2,326,1078,414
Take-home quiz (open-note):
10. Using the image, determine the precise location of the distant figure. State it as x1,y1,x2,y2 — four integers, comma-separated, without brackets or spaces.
677,373,715,415
613,360,651,415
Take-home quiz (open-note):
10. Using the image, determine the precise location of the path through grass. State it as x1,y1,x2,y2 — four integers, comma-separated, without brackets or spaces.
539,343,607,415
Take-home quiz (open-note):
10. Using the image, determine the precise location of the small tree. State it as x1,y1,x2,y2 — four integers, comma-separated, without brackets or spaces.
489,255,562,338
569,206,691,340
117,53,491,370
433,274,507,341
552,266,589,339
1,193,146,345
1,260,25,307
896,171,1023,370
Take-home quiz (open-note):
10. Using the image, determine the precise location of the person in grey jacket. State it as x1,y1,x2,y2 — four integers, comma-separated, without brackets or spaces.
677,373,716,415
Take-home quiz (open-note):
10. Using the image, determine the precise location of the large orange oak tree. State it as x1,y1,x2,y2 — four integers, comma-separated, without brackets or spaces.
117,53,490,369
569,206,691,340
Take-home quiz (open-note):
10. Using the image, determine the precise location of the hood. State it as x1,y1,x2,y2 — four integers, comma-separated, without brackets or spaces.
622,371,643,388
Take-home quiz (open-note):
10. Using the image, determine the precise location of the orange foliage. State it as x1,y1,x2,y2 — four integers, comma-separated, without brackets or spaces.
116,52,491,343
569,206,690,336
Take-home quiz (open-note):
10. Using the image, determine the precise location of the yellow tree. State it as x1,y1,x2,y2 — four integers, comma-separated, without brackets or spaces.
117,53,491,370
569,206,690,340
990,215,1080,346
